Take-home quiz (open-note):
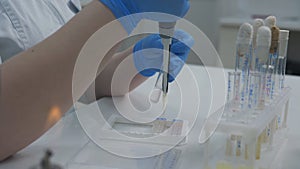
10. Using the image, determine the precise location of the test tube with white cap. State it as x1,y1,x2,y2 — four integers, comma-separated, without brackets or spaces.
269,26,280,99
264,16,276,29
251,19,264,71
254,26,271,72
235,23,253,111
255,26,271,109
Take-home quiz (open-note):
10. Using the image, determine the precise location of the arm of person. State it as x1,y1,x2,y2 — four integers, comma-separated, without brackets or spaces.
0,0,145,161
88,46,148,100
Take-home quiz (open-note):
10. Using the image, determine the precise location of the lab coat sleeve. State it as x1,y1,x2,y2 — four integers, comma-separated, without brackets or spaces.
0,6,24,61
0,0,81,62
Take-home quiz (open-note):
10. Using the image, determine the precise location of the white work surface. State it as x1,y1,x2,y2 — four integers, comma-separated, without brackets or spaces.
1,65,300,169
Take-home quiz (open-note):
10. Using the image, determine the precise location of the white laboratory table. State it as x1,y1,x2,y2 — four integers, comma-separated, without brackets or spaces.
0,65,300,169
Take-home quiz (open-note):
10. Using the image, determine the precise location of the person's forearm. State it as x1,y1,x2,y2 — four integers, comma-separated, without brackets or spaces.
0,0,126,161
90,46,147,99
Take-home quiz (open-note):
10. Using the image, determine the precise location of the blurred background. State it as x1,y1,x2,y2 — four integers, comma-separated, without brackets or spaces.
80,0,300,75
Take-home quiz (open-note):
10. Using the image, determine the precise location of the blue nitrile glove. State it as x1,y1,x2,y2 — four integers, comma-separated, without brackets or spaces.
133,30,194,82
99,0,190,33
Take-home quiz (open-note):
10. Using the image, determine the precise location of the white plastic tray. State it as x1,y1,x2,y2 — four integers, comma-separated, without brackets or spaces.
100,114,189,146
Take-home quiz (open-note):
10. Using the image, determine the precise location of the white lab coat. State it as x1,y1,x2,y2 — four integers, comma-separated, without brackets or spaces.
0,0,91,111
0,0,81,62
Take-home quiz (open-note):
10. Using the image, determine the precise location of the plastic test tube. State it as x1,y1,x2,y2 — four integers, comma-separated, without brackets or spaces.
277,56,287,90
225,136,233,157
256,66,266,110
266,65,275,103
256,132,264,160
251,19,264,72
269,26,280,99
259,65,274,105
236,135,242,157
277,30,290,90
254,26,271,73
247,72,261,112
150,73,163,103
268,117,277,149
236,49,252,111
227,72,241,113
235,23,253,111
256,65,270,109
254,26,271,110
150,70,168,111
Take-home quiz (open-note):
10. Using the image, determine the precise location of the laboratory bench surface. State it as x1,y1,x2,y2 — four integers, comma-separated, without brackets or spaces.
1,65,300,169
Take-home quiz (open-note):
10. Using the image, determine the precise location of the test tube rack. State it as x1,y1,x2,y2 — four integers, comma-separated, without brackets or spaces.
202,87,291,169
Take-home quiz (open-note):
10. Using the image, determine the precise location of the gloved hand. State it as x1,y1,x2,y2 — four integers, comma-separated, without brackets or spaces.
133,30,194,82
99,0,190,33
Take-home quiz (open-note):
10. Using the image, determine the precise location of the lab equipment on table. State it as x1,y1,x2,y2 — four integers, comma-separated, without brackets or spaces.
100,114,188,145
255,26,271,109
268,26,280,100
202,84,291,169
251,19,264,71
235,23,253,111
30,149,63,169
247,72,261,111
253,26,271,73
277,30,290,90
151,73,164,103
252,19,265,49
226,72,241,113
263,65,275,103
70,87,192,169
201,16,291,169
151,22,176,110
264,16,276,29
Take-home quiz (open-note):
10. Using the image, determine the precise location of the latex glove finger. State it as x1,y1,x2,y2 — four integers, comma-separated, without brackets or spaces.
168,53,188,82
171,30,194,54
